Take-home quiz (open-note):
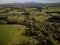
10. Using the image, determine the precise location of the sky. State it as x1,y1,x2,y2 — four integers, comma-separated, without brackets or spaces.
0,0,60,4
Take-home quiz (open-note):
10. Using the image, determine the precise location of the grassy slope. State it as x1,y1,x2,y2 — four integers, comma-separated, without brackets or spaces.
0,25,29,45
0,6,60,45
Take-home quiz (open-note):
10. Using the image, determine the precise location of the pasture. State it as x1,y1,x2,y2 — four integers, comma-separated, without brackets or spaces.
0,25,30,45
0,6,60,45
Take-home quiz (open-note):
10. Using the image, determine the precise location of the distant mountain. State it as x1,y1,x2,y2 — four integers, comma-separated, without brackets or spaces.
0,2,60,7
0,2,42,7
42,2,60,6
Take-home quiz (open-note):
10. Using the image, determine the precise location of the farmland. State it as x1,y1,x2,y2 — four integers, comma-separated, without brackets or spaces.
0,6,60,45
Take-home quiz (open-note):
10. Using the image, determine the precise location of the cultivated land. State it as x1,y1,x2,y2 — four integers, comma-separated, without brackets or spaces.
0,6,60,45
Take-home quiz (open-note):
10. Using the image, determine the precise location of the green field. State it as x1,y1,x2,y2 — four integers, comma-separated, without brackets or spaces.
0,6,60,45
0,25,30,45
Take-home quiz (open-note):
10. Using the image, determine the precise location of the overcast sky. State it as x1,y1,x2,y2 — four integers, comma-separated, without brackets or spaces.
0,0,60,4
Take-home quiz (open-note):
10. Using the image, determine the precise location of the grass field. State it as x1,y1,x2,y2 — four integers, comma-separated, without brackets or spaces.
0,6,60,45
0,24,30,45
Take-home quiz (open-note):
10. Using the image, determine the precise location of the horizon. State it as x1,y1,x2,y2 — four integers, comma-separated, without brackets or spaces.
0,0,60,4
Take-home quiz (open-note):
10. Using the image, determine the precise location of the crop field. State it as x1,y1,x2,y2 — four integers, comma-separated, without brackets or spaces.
0,6,60,45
